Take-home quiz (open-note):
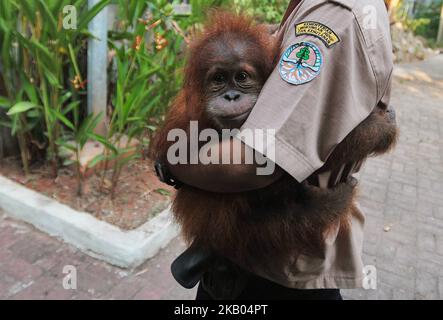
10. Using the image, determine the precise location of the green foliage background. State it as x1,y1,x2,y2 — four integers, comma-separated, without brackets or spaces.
233,0,288,23
397,0,443,44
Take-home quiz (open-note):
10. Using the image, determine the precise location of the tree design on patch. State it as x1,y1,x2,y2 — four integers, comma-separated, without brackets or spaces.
279,42,323,85
296,46,310,62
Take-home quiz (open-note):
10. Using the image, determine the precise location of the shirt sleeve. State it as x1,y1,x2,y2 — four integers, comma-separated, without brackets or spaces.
236,0,393,182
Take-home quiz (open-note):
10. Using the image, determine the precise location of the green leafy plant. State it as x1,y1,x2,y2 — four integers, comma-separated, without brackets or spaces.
55,110,111,196
1,99,40,175
232,0,288,23
97,0,187,198
0,0,111,177
186,0,232,25
397,0,443,42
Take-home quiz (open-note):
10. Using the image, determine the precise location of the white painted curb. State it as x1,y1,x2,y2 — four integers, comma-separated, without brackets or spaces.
0,176,179,269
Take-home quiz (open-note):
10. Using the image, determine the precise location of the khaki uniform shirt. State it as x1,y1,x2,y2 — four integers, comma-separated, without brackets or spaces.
237,0,393,289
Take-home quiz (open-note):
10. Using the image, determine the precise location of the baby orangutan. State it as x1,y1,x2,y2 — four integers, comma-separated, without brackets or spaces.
150,12,398,272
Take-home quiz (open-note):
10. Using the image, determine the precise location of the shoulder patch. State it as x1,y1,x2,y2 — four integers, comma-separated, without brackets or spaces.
279,42,323,86
295,21,341,48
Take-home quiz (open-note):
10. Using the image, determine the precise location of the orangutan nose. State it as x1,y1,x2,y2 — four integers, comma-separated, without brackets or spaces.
224,90,241,102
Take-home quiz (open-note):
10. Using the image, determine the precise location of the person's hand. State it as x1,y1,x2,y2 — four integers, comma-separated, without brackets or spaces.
301,176,358,195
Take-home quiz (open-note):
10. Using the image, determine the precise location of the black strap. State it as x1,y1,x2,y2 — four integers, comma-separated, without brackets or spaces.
171,242,214,289
171,243,249,299
154,160,183,189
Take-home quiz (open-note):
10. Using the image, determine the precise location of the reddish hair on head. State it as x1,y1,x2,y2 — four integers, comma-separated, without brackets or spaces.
183,10,277,121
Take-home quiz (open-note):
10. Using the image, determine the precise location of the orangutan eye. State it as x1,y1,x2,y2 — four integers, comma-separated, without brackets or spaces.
235,71,249,82
213,73,226,83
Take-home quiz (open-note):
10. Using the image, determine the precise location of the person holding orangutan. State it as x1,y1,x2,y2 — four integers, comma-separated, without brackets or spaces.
151,0,397,300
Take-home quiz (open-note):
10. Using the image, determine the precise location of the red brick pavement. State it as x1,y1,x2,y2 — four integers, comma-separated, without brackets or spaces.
0,213,195,300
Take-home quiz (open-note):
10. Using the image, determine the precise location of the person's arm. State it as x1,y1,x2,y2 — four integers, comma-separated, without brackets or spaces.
167,137,284,193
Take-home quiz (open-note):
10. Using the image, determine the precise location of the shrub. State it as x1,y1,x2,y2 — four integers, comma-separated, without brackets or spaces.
0,0,111,176
399,0,443,42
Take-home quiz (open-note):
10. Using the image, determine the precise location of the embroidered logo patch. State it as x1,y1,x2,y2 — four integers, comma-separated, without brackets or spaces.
295,21,340,48
279,42,323,85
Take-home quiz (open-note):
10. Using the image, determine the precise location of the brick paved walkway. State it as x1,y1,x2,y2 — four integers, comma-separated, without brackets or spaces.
1,55,442,300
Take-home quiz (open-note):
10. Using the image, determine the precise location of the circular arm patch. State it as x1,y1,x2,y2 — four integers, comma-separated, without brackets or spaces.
279,42,323,85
